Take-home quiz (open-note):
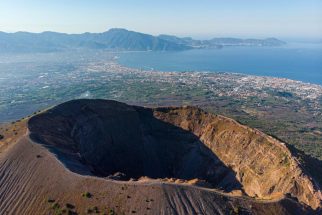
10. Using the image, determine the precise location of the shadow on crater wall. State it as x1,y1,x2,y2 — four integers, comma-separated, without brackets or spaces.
28,99,242,192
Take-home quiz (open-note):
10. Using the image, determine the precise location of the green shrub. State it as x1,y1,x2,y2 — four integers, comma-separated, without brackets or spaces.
51,202,60,210
108,209,116,215
82,192,92,198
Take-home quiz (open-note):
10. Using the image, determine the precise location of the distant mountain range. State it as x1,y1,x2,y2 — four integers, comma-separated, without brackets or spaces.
0,28,286,53
158,34,286,48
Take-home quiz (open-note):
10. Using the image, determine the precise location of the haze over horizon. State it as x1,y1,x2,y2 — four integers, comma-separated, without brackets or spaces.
1,0,322,40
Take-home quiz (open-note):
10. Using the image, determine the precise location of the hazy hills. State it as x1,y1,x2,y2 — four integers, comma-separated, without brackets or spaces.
158,34,286,48
0,28,286,53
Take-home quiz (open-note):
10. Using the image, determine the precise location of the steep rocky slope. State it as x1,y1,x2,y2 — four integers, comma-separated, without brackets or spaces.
0,99,321,214
153,107,322,209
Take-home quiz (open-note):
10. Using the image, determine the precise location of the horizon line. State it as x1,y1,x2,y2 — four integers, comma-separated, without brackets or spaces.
0,27,293,41
1,28,321,42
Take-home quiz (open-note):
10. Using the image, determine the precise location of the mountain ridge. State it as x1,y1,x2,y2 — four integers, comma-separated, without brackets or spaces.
0,28,286,53
158,34,286,48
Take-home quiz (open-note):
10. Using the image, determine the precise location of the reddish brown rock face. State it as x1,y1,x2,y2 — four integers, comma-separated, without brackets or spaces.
153,107,322,209
27,99,321,210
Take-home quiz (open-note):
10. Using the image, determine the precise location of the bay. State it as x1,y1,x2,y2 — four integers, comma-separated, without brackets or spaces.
117,43,322,86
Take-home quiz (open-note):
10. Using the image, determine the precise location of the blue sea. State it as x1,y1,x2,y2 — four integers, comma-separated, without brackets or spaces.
117,43,322,86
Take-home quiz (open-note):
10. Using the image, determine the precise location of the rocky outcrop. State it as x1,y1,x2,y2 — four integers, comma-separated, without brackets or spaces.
153,106,322,209
27,99,321,210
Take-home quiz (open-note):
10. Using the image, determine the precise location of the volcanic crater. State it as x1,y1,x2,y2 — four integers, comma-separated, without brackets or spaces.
29,100,242,191
27,99,321,211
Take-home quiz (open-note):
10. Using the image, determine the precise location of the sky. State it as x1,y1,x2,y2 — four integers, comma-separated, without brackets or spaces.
1,0,322,39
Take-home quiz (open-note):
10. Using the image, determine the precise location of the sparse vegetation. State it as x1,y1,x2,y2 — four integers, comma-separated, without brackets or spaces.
47,201,78,215
47,198,55,203
281,155,290,167
65,203,75,209
232,206,240,214
51,202,60,210
93,206,99,213
50,202,65,215
108,209,116,215
86,206,99,214
82,192,92,198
